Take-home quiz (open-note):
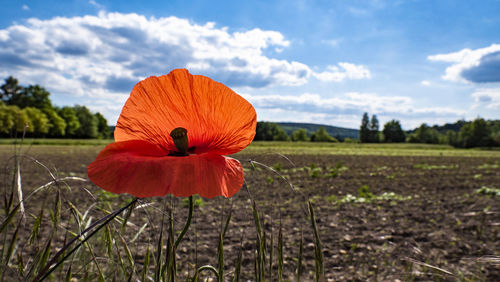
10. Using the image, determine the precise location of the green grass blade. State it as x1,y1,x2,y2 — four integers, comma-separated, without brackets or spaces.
308,201,324,281
174,195,194,249
217,233,224,282
4,221,20,268
17,253,25,277
269,221,273,281
141,246,150,282
192,265,219,281
29,204,44,245
0,204,20,235
120,198,137,233
64,265,72,282
119,233,135,278
154,213,164,282
278,222,283,282
131,222,148,243
233,235,243,282
52,189,61,229
297,228,303,282
114,232,127,280
36,236,53,279
104,225,113,260
222,206,232,239
164,207,176,281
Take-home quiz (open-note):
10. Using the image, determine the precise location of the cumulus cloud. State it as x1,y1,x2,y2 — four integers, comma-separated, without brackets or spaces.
313,63,371,82
0,12,313,96
0,12,373,124
243,92,464,128
428,44,500,83
421,80,431,86
472,88,500,109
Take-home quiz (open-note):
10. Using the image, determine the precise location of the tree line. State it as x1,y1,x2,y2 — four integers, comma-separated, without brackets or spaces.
0,77,110,138
254,114,500,148
254,121,341,142
359,112,500,148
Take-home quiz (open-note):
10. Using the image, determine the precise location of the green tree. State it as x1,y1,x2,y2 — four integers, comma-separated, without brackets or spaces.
368,114,380,143
0,76,23,103
0,102,15,134
0,105,31,135
58,106,81,137
254,122,289,141
382,119,405,142
8,84,52,109
73,105,98,138
359,112,370,143
458,118,493,148
23,107,50,135
291,128,309,141
408,123,440,144
44,108,66,137
94,112,110,139
310,127,338,142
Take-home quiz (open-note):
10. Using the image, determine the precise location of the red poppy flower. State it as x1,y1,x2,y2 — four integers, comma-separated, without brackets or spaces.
88,69,256,198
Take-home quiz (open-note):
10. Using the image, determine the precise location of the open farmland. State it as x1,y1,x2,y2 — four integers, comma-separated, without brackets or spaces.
0,142,499,281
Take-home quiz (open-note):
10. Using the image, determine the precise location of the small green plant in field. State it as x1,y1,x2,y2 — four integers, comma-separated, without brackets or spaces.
475,186,500,196
327,161,349,178
95,190,120,202
413,163,458,170
477,163,499,169
266,176,275,184
272,162,283,171
182,195,204,208
309,167,322,178
329,169,340,178
358,185,374,199
473,174,483,179
385,173,396,180
326,194,338,202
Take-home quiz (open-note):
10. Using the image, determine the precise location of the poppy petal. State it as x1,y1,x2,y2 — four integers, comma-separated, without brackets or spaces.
114,69,256,155
88,140,244,198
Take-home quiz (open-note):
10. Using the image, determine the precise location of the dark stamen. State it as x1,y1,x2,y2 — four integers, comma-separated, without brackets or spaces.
170,127,189,156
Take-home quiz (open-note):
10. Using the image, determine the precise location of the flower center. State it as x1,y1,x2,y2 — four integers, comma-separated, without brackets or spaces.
169,127,189,156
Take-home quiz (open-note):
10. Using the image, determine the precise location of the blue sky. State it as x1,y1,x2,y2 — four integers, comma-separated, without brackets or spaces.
1,0,499,129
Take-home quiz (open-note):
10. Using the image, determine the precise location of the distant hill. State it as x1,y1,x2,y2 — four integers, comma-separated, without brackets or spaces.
277,122,358,140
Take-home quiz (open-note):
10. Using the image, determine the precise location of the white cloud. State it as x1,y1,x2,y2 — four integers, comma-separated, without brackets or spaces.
242,92,464,128
428,44,500,82
0,12,312,95
421,80,431,86
313,63,371,82
471,88,500,109
0,12,373,125
22,5,29,10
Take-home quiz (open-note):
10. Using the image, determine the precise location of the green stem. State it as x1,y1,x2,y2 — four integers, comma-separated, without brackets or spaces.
191,265,219,281
174,195,193,249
